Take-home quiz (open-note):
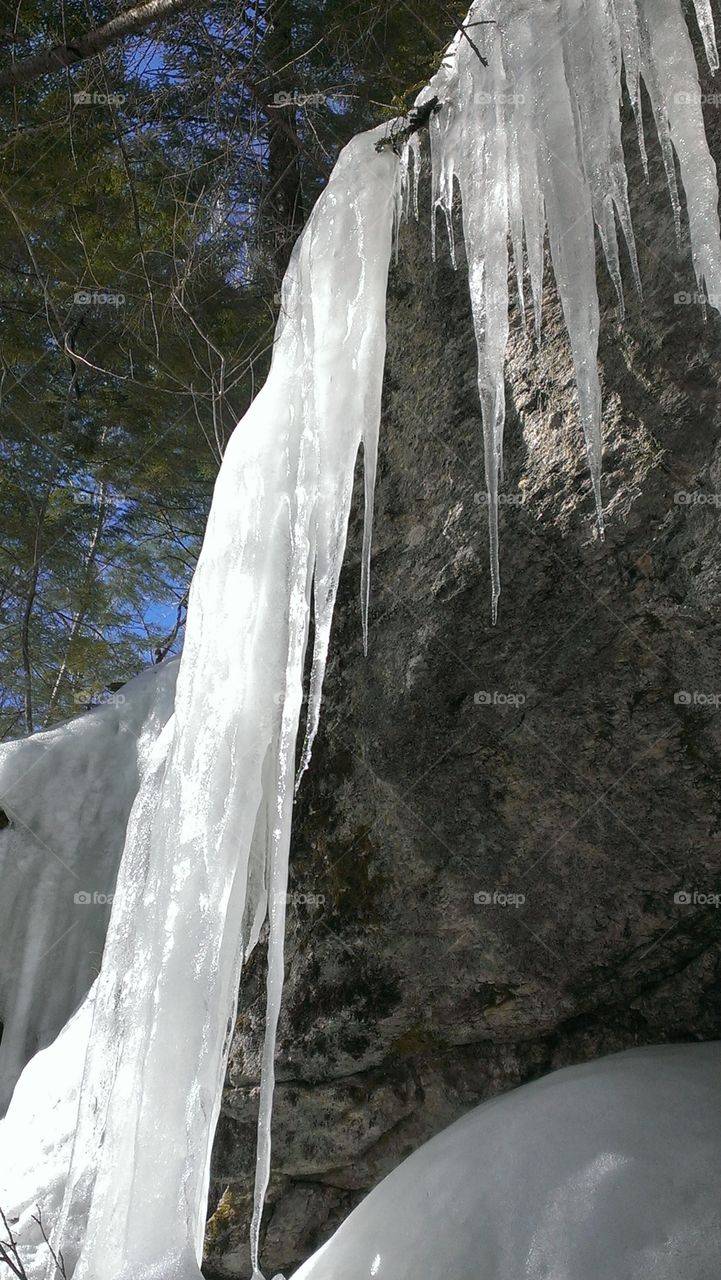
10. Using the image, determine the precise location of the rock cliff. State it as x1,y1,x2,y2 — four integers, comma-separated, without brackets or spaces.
205,36,721,1278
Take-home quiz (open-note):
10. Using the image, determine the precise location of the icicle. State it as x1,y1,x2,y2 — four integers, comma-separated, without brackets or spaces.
637,6,683,243
559,0,642,308
423,17,514,620
419,0,721,607
400,134,421,224
516,2,606,529
640,0,721,312
614,0,650,177
31,128,401,1280
295,157,393,789
508,133,526,325
512,91,545,344
692,0,719,71
409,133,421,220
427,91,459,269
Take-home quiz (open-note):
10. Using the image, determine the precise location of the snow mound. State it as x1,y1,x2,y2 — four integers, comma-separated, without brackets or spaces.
0,659,178,1112
292,1043,721,1280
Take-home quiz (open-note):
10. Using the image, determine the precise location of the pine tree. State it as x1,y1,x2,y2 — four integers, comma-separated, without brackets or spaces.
0,0,463,734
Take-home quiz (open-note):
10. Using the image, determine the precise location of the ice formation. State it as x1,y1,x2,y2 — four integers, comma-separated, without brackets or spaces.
291,1043,721,1280
2,1,721,1278
420,0,721,618
0,659,177,1113
0,127,402,1280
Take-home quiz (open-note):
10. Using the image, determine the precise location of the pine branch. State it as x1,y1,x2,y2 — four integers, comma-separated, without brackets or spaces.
0,0,203,91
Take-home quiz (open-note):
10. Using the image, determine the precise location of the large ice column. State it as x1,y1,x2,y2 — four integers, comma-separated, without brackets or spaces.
420,0,721,616
291,1043,721,1280
0,659,178,1113
39,127,402,1280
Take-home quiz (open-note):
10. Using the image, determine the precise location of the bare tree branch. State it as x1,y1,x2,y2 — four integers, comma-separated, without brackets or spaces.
30,1208,66,1279
0,1206,27,1280
0,0,203,91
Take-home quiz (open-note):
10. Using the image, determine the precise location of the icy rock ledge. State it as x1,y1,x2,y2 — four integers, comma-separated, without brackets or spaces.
291,1043,721,1280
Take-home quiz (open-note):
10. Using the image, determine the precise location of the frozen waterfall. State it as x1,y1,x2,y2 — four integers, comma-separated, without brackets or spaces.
0,124,403,1280
2,1,721,1278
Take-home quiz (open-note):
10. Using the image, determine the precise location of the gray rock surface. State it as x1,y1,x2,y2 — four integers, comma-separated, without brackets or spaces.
204,34,721,1279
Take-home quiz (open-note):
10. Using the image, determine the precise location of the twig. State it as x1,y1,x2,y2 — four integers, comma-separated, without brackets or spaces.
154,589,189,663
375,95,443,155
30,1209,65,1279
0,1207,27,1280
448,12,496,68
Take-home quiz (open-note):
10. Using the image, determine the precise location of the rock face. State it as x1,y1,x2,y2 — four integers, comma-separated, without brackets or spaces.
205,38,721,1280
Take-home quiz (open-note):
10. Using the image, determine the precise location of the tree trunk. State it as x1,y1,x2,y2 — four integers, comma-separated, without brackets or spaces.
0,0,203,90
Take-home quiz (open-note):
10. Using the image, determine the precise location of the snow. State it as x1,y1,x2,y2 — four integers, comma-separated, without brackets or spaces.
2,2,721,1278
0,659,178,1114
291,1043,721,1280
0,991,94,1277
419,0,721,618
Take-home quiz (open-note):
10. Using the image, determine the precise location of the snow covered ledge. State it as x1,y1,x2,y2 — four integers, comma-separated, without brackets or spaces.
291,1044,721,1280
0,659,178,1113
